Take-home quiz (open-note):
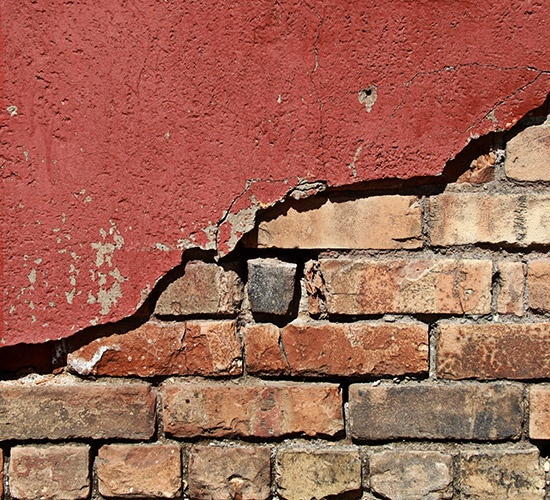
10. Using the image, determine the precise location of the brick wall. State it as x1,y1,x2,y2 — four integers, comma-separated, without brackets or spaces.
1,116,550,499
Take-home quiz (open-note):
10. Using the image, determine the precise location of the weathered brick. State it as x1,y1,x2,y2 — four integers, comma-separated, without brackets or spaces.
251,195,422,249
189,446,271,500
275,448,361,500
247,259,297,315
528,260,550,312
456,151,495,184
505,122,550,181
0,378,155,440
243,324,289,375
349,383,522,441
437,323,550,380
0,449,3,499
9,445,90,500
162,381,343,438
497,262,525,316
459,448,545,499
97,444,181,498
155,261,242,316
67,320,241,377
529,386,550,439
312,258,492,315
369,450,453,500
524,196,550,245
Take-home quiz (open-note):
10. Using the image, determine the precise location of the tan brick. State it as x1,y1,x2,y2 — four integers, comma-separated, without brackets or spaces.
497,262,525,316
155,261,242,316
0,450,3,499
529,260,550,312
437,323,550,380
275,448,361,500
67,320,242,377
369,450,453,500
0,379,155,440
313,258,492,315
9,445,90,500
189,446,271,500
459,448,545,499
505,122,550,181
349,383,522,441
97,445,181,498
524,196,550,245
243,324,290,376
529,386,550,439
162,381,343,438
252,195,422,249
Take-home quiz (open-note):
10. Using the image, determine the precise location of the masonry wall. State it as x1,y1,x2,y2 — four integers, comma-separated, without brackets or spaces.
1,116,550,499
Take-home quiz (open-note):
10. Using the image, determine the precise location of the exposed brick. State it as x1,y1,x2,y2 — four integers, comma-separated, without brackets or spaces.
275,448,361,500
251,195,422,250
188,446,271,500
9,445,90,500
524,196,550,245
0,379,155,440
313,258,492,315
349,383,522,441
456,151,495,184
155,261,242,316
162,381,343,438
529,386,550,439
505,122,550,181
437,323,550,380
369,450,453,500
497,261,525,316
97,444,181,498
528,260,550,312
247,259,297,315
67,320,241,377
243,324,290,376
0,449,3,499
459,448,545,499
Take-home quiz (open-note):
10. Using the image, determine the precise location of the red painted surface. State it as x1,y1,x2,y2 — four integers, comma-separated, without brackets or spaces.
2,1,550,346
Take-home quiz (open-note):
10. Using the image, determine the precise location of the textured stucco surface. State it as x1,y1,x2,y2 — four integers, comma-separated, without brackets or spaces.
1,1,550,345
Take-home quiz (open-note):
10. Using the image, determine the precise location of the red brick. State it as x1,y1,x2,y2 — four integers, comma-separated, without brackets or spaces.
67,320,241,377
497,262,525,316
312,258,492,315
97,445,181,498
0,378,155,440
243,324,290,375
528,261,550,312
189,446,271,500
349,383,523,440
251,195,422,250
529,386,550,439
9,445,90,500
162,381,343,439
505,122,550,181
155,261,243,316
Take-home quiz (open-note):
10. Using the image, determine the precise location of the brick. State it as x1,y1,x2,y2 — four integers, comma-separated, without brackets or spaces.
349,383,522,441
155,261,242,316
275,448,361,500
0,379,155,440
247,259,297,315
497,262,525,316
459,448,545,499
189,446,271,500
437,323,550,380
67,320,241,377
97,445,181,498
456,151,495,184
529,386,550,439
251,195,422,249
9,445,90,500
524,196,550,245
312,258,492,315
528,260,550,312
0,449,3,499
369,450,453,500
505,122,550,181
243,324,290,375
162,381,343,438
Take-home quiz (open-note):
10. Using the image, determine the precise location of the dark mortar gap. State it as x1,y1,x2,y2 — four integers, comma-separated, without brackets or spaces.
244,373,429,385
164,430,347,445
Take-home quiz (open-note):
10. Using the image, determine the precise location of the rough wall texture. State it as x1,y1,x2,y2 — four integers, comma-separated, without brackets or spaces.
1,114,550,499
2,1,550,346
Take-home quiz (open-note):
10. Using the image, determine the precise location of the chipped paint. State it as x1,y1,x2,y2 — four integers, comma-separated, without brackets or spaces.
67,344,122,375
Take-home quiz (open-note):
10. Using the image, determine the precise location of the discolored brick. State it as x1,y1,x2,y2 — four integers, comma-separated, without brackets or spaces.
505,122,550,181
497,262,525,316
529,386,550,439
97,444,181,498
189,446,271,500
524,196,550,245
9,445,90,500
528,260,550,312
349,383,522,441
243,323,290,375
67,320,242,377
